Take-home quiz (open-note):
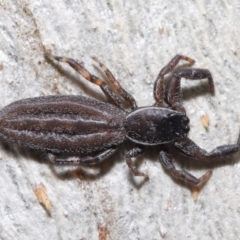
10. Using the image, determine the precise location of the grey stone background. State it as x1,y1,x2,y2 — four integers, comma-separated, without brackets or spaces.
0,0,240,239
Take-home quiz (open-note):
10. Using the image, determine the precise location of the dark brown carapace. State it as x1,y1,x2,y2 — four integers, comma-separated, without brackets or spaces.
0,52,239,186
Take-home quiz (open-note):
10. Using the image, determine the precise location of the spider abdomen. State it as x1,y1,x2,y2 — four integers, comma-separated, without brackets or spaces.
0,95,126,155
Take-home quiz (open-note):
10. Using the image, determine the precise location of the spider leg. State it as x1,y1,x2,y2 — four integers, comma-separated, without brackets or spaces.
154,55,194,106
126,146,148,178
159,150,212,185
165,68,214,113
92,57,137,110
48,148,117,165
174,136,240,160
45,52,124,109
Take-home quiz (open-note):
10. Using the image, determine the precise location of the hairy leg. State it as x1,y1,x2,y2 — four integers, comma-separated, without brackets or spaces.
126,147,148,178
154,55,194,106
48,148,117,165
159,150,212,185
45,51,124,109
92,57,137,110
174,136,240,160
165,68,214,113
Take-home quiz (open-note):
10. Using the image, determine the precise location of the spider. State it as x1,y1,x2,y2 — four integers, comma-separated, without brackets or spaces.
0,53,239,186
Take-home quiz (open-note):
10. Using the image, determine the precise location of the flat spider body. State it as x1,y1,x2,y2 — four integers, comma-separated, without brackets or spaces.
0,53,239,186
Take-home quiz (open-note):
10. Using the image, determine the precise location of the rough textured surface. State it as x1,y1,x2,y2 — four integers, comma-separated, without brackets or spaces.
0,1,240,239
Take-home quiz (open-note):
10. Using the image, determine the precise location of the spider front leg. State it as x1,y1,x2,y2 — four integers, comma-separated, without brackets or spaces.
154,54,195,106
159,150,212,185
165,68,214,113
174,136,240,160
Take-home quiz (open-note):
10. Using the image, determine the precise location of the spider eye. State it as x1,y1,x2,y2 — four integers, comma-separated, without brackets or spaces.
183,116,190,124
184,125,190,132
